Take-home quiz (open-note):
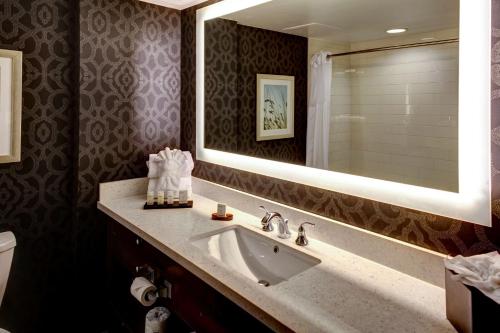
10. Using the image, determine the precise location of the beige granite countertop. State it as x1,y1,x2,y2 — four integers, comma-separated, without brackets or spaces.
98,182,456,333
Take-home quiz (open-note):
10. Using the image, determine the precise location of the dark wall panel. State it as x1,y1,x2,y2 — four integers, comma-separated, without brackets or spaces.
237,25,307,164
204,20,308,164
204,18,239,151
0,0,182,331
0,1,77,332
77,0,181,331
79,0,181,205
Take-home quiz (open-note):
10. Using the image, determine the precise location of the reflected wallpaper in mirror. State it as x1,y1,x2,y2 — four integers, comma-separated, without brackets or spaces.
204,0,459,192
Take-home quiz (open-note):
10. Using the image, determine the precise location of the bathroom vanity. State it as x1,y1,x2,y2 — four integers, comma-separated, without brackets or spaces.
99,177,456,333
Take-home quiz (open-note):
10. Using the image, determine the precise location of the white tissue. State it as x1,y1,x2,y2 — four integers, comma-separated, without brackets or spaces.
445,251,500,304
130,277,157,307
145,307,170,333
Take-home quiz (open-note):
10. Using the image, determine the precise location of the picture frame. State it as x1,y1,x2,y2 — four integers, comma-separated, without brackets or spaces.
256,74,294,141
0,49,22,163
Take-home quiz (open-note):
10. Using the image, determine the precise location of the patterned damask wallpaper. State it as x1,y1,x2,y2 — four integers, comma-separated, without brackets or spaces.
0,1,77,332
237,24,308,164
205,18,239,151
204,19,308,164
0,1,181,332
182,1,500,256
79,0,181,207
78,0,181,331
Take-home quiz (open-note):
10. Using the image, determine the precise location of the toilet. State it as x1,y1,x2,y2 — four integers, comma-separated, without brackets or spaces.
0,232,16,333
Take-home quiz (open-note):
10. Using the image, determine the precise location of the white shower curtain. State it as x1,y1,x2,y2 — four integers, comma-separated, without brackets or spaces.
306,51,332,170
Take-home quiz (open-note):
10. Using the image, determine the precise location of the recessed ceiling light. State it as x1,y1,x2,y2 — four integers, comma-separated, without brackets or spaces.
421,37,435,41
386,28,408,34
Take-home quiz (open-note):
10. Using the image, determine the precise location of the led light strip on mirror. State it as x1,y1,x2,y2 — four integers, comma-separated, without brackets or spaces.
196,0,491,226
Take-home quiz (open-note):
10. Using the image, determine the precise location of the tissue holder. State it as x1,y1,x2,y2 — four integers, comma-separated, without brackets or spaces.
445,268,500,333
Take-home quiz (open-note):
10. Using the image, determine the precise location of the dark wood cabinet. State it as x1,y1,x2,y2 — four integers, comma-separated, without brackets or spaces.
106,217,274,333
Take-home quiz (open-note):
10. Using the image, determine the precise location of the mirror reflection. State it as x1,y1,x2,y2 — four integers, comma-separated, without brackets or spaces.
204,0,459,192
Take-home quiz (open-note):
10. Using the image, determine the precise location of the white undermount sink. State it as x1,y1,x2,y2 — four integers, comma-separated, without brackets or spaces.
191,225,321,286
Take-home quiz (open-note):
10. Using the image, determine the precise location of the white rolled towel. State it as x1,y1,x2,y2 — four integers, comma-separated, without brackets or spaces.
159,151,194,191
180,151,194,176
146,148,194,197
445,251,500,304
147,154,164,179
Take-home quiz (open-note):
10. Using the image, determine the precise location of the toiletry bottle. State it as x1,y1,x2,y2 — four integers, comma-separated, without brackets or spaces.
157,191,165,205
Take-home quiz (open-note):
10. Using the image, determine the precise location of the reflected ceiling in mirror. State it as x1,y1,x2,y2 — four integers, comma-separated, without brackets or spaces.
204,0,460,192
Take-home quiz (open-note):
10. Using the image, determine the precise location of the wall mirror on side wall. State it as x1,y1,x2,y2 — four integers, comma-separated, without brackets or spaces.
196,0,492,226
0,49,22,164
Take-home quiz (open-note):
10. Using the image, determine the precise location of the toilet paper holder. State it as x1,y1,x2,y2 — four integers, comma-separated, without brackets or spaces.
136,265,157,282
136,265,172,300
157,280,172,299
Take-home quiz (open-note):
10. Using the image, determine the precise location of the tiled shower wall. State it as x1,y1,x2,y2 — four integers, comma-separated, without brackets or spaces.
182,1,500,257
309,30,459,191
348,30,459,192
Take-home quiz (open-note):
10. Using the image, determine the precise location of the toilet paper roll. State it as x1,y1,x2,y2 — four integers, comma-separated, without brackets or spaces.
130,277,157,307
145,307,170,333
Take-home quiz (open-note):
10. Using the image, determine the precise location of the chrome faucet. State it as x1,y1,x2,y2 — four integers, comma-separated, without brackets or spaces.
259,206,291,238
295,222,315,246
274,218,291,239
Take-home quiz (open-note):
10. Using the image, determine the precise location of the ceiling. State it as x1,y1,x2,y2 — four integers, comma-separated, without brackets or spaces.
140,0,207,10
221,0,459,43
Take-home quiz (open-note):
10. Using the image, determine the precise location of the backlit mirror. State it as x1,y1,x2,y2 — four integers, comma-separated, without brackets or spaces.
196,0,491,226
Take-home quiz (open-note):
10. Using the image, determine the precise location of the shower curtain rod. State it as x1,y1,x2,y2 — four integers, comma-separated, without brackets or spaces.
327,38,459,58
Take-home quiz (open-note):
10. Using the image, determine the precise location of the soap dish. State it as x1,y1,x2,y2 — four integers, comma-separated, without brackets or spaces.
211,213,233,221
144,201,193,209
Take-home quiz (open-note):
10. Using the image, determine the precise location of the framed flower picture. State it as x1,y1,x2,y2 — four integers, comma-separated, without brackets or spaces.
0,49,22,163
256,74,294,141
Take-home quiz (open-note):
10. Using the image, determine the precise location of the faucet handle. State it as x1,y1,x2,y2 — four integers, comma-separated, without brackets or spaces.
295,222,315,246
259,205,270,215
259,205,274,232
299,222,315,229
